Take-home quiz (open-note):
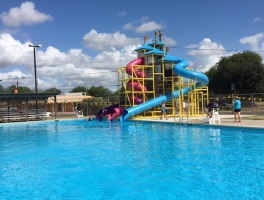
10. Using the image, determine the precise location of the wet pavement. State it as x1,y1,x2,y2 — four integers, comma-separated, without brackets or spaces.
135,114,264,129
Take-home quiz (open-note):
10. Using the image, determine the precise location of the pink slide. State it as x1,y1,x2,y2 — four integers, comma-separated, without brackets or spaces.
108,107,125,122
127,80,147,91
126,57,147,104
105,57,146,121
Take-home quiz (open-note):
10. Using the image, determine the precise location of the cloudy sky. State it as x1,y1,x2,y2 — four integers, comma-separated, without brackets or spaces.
0,0,263,92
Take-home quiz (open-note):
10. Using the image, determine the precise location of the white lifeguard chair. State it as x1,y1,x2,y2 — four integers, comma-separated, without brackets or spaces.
208,108,220,124
77,111,83,118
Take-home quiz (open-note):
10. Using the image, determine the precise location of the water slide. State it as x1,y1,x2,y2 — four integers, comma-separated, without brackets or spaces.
96,58,147,122
120,57,209,122
126,57,147,104
108,107,125,122
96,103,120,121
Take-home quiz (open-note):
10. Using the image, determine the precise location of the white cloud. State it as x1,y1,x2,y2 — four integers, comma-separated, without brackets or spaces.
239,33,264,51
0,33,31,67
135,21,164,33
123,23,133,31
83,29,142,51
0,33,138,92
162,35,177,46
253,17,262,23
0,69,31,88
124,21,164,33
186,34,264,73
36,45,137,91
118,11,127,17
187,38,227,72
1,1,53,27
1,32,222,92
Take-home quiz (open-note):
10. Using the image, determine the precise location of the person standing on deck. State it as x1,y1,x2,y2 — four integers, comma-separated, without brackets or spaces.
233,96,242,122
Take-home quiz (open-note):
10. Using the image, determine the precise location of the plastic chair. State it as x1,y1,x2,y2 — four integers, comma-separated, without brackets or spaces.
77,111,83,118
209,108,220,124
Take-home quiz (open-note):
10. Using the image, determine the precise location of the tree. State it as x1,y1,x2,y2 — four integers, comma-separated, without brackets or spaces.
88,86,113,97
0,84,4,93
69,86,86,93
206,51,264,94
70,85,115,98
44,87,62,93
69,86,119,116
17,86,33,93
4,85,32,93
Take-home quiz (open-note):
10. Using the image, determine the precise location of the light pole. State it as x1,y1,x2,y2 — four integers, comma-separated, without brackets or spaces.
29,44,42,111
29,44,41,93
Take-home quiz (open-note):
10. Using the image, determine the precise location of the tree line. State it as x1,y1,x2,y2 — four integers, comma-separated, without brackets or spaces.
0,85,63,94
0,84,117,98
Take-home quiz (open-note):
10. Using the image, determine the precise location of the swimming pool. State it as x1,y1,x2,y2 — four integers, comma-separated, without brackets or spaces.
0,119,263,199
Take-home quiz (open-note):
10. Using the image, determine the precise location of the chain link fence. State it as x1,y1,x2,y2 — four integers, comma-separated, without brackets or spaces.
210,93,264,115
83,93,264,116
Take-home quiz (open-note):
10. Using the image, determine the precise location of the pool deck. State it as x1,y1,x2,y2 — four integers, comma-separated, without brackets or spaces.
134,114,264,129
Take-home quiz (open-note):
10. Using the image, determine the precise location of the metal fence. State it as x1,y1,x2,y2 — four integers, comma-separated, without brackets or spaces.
210,93,264,115
82,93,264,116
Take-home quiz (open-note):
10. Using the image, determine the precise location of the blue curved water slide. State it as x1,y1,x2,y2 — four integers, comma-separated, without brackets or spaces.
120,56,209,122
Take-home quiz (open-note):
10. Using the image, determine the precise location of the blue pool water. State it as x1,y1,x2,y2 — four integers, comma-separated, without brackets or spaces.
0,119,264,199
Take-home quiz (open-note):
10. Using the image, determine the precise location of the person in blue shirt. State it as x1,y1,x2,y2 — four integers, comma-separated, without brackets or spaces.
160,101,168,120
205,99,218,118
233,96,242,122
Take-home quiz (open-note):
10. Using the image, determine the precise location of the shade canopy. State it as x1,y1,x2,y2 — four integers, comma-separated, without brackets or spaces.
0,93,60,102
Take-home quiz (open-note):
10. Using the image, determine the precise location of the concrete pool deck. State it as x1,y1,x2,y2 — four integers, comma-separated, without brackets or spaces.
134,114,264,129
